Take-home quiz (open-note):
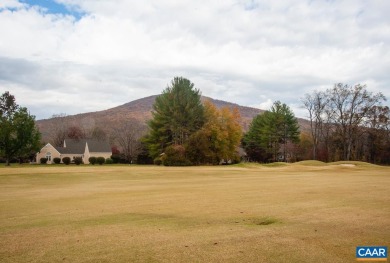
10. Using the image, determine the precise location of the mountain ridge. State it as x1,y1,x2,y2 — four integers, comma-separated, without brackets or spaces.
36,95,309,142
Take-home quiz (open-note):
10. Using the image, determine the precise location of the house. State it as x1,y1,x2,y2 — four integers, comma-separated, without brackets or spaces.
36,139,112,164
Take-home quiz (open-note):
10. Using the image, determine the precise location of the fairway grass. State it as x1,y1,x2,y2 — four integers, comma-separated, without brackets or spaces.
0,164,389,262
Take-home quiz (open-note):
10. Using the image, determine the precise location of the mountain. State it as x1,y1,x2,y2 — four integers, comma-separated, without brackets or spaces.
36,95,310,142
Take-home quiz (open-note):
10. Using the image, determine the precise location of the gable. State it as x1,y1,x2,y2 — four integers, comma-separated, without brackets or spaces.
39,143,60,155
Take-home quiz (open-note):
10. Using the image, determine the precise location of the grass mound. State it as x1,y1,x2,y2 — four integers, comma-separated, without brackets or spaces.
234,162,289,168
233,162,263,168
294,160,327,166
262,162,289,167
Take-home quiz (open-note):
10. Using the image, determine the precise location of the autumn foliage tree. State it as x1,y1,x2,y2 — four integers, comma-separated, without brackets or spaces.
145,77,242,165
187,101,242,164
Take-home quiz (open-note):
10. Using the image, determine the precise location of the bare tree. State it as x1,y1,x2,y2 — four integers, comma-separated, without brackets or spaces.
89,126,107,141
327,83,386,160
363,106,390,163
321,105,336,162
302,91,327,160
48,113,70,147
303,84,386,162
67,125,86,140
111,119,146,163
48,114,96,145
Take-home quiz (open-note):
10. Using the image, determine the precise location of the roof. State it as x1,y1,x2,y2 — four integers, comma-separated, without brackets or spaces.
85,140,112,153
55,139,111,154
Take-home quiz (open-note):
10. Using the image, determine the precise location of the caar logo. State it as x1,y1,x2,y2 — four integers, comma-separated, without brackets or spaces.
356,246,387,261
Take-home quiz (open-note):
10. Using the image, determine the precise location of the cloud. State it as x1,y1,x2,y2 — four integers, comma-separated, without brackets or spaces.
0,0,389,120
250,98,273,112
0,0,25,9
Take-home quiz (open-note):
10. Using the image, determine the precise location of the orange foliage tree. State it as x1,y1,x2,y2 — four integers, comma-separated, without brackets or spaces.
186,101,242,164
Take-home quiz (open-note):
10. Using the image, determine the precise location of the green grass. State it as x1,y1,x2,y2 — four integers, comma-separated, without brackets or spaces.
0,164,389,262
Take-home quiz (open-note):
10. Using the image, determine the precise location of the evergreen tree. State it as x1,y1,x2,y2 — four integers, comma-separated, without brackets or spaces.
243,101,300,162
270,101,300,161
0,92,41,165
242,113,272,162
146,77,204,159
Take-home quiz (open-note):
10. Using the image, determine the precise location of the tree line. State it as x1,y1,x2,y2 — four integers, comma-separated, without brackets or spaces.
301,83,389,163
1,78,389,166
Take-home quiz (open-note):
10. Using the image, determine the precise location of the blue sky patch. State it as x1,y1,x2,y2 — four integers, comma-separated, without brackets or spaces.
20,0,84,19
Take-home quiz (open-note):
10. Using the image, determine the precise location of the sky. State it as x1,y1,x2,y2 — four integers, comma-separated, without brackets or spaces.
0,0,389,120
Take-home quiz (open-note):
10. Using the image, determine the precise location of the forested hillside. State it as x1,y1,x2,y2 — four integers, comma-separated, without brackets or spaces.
36,95,310,143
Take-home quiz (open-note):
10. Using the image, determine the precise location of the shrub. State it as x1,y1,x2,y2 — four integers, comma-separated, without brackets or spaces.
53,157,61,164
62,157,71,165
105,158,113,164
162,145,192,166
154,157,162,166
40,157,48,164
74,157,83,165
10,158,19,163
137,153,153,164
111,154,120,164
89,156,97,165
112,153,129,164
96,157,105,165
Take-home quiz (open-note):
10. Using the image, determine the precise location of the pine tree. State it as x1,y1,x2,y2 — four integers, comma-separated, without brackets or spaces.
145,77,204,159
243,101,300,162
270,101,300,161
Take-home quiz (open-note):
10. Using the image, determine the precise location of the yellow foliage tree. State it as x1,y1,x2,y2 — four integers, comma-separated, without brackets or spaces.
187,101,242,164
